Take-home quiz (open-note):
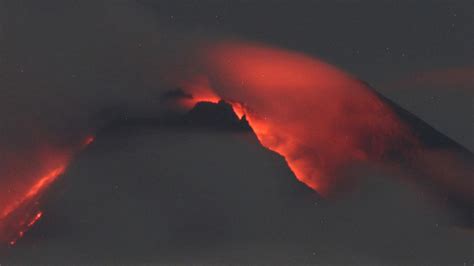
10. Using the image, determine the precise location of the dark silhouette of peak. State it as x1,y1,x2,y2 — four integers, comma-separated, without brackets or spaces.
186,100,252,131
363,82,473,157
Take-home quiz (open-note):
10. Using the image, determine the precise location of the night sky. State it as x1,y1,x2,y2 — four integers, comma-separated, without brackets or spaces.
0,0,473,264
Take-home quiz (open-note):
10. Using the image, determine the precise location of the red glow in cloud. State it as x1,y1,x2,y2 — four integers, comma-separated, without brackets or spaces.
177,75,221,108
179,40,419,195
0,136,94,245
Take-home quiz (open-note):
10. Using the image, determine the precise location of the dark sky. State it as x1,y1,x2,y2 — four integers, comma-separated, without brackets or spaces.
143,0,473,72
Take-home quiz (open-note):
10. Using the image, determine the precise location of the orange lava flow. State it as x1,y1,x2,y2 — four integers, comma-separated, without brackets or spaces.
178,40,418,195
0,135,95,246
0,166,66,221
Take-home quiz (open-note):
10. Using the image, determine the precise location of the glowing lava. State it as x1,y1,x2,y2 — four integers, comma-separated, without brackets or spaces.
0,166,66,221
83,135,96,147
0,136,95,246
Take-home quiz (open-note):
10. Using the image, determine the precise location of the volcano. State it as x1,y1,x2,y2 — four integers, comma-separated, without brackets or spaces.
1,0,472,263
1,93,472,264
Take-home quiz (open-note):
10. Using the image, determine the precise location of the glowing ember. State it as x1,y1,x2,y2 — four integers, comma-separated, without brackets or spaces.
27,211,43,228
83,135,95,147
8,211,43,246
